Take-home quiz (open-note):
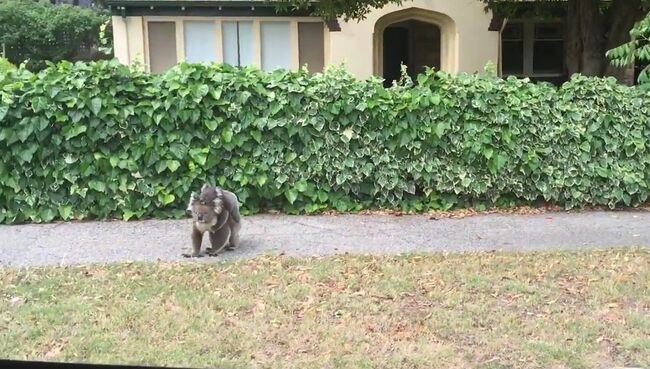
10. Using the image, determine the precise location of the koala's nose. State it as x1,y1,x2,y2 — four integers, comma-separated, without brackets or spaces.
197,214,204,221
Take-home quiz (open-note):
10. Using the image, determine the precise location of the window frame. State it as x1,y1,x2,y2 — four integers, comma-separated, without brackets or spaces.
500,18,566,79
142,16,327,72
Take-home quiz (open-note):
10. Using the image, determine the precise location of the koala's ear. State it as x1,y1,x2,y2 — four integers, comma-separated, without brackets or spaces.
201,183,210,192
186,192,198,212
212,196,224,214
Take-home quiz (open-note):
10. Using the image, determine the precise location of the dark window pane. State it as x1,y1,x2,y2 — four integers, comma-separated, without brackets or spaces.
535,23,563,40
533,40,564,74
502,23,523,40
502,41,524,75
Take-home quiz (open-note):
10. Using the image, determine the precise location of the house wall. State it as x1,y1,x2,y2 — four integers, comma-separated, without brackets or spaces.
112,16,146,65
331,0,499,79
111,0,499,78
111,15,327,73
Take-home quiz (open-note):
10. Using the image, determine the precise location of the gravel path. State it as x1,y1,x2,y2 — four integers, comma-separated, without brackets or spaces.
1,211,649,267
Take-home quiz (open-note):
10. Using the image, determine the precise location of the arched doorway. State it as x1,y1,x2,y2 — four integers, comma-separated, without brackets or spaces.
374,8,457,86
382,20,441,85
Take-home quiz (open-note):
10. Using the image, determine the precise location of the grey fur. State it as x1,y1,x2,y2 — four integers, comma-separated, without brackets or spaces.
184,184,241,258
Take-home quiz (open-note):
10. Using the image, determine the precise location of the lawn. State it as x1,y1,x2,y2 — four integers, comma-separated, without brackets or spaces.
0,249,648,369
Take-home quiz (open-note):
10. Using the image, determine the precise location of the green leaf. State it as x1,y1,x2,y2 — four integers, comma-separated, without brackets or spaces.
58,205,73,220
63,124,87,140
109,156,119,167
189,148,208,166
222,128,234,143
90,97,102,115
256,175,268,187
167,160,181,172
40,208,56,222
488,154,508,175
342,128,354,142
0,106,8,121
122,210,136,221
285,152,298,163
285,189,298,204
205,120,219,131
295,180,308,192
156,160,167,174
434,122,449,138
251,130,262,143
18,144,39,163
158,193,176,205
88,180,106,193
276,174,289,187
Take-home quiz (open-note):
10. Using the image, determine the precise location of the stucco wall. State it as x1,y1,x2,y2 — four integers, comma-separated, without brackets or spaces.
330,0,499,79
112,16,146,65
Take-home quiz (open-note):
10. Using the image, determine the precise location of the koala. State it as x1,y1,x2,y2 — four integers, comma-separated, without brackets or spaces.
184,184,241,258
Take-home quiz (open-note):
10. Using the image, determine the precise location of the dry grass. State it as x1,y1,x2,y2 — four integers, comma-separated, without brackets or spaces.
0,249,649,369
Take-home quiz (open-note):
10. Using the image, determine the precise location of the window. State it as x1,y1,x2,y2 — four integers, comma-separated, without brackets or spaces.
144,18,325,73
533,23,564,75
184,21,217,63
147,22,178,74
261,22,292,71
502,23,524,76
501,20,565,83
222,21,254,67
298,22,325,73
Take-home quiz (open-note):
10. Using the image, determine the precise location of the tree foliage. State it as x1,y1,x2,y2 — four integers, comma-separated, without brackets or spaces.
274,0,401,20
1,61,649,224
607,10,650,85
0,0,109,70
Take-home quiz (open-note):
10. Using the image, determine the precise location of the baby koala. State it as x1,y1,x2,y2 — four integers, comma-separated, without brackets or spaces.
184,184,241,258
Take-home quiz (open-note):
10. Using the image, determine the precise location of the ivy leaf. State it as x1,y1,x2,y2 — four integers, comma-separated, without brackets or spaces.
342,128,354,142
205,120,219,131
0,106,8,121
167,160,181,173
90,97,102,115
222,128,234,143
434,122,449,138
122,210,136,221
58,205,73,220
292,180,306,193
40,208,57,222
88,180,106,193
285,189,298,204
189,148,208,166
63,124,87,140
488,154,508,175
285,152,298,163
256,175,268,187
17,144,39,163
156,161,168,174
158,193,176,205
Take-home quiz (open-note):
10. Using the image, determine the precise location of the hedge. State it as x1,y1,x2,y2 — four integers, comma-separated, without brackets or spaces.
0,60,649,224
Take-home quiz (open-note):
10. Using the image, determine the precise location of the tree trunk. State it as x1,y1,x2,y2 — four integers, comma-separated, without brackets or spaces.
603,0,643,84
577,0,607,76
565,0,582,77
